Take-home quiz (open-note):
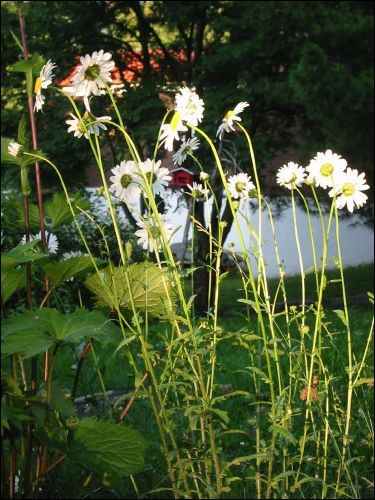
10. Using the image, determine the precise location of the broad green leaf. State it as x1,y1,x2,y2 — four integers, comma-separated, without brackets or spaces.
1,240,49,268
44,192,74,228
9,53,44,76
67,418,147,476
333,309,348,326
1,405,33,433
1,267,26,302
84,262,175,317
42,255,104,288
1,308,121,358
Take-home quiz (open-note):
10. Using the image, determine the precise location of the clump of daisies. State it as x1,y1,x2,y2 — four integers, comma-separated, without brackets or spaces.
276,150,370,212
217,102,249,140
228,172,255,200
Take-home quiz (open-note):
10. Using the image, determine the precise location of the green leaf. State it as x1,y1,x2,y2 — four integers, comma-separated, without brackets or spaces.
17,115,27,145
84,262,175,317
15,202,43,232
1,308,122,358
9,28,24,53
42,255,104,288
1,241,49,268
44,192,74,229
333,309,348,326
67,418,147,476
270,424,297,445
1,267,26,303
245,366,271,385
9,53,44,76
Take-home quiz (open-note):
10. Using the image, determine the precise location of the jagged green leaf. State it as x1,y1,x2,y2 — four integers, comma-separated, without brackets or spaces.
84,262,175,317
1,240,49,268
67,418,147,476
42,255,104,288
1,267,26,302
1,308,121,358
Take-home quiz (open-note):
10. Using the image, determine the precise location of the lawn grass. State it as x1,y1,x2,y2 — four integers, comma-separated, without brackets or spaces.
217,262,374,313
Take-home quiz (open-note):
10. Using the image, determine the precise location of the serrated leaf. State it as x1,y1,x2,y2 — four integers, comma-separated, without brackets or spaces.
17,115,27,145
333,309,348,326
1,267,26,302
45,192,74,228
271,424,297,445
1,308,122,358
1,240,49,268
15,202,43,232
67,418,147,476
42,255,104,288
84,262,175,317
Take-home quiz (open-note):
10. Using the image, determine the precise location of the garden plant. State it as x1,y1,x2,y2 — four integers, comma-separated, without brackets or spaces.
1,23,374,500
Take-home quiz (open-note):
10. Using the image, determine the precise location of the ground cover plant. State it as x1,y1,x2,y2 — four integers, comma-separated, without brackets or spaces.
1,25,374,500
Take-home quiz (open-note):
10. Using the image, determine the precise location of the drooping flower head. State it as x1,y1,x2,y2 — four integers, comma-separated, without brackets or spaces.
66,111,111,139
217,102,249,140
8,142,23,158
329,168,369,212
159,112,188,151
21,231,59,254
186,182,210,199
71,50,115,97
276,162,306,190
135,214,174,253
227,172,255,200
172,137,200,166
110,160,142,203
306,150,347,190
139,159,172,197
34,59,56,112
175,87,205,126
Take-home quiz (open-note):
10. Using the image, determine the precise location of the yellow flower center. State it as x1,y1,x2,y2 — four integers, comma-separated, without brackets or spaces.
342,182,355,197
170,112,182,131
288,173,297,184
235,181,246,192
34,77,42,94
224,110,234,120
320,163,334,177
120,174,133,188
84,64,101,81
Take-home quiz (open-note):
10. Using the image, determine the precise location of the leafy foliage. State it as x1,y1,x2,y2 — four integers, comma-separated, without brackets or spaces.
84,262,175,317
1,307,122,358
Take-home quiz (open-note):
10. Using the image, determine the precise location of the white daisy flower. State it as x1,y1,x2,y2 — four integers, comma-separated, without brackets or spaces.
172,137,200,165
175,87,205,126
329,168,370,212
135,214,174,253
276,162,306,190
8,142,23,157
159,112,188,151
227,172,255,199
110,160,142,203
186,182,210,199
306,149,347,190
71,50,115,97
21,231,59,254
216,102,249,140
66,111,111,139
139,159,172,197
34,59,56,112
